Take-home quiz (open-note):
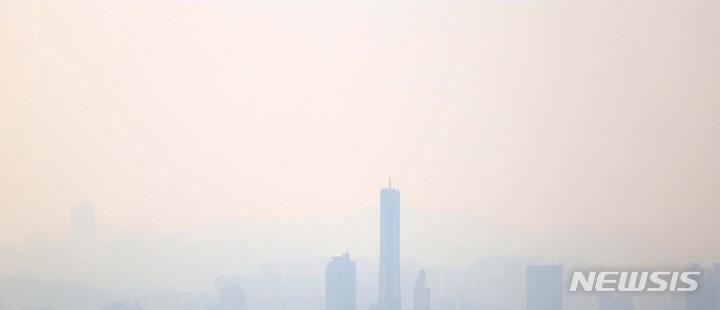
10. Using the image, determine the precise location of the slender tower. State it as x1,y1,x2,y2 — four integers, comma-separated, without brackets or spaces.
378,176,401,310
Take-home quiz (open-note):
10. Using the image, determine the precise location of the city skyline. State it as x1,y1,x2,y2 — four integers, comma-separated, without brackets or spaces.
0,180,718,309
1,0,719,309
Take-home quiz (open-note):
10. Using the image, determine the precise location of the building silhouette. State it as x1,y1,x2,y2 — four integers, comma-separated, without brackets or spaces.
215,277,248,310
526,265,563,310
71,202,95,248
414,270,430,310
599,296,634,310
686,264,720,310
326,252,357,310
374,177,401,310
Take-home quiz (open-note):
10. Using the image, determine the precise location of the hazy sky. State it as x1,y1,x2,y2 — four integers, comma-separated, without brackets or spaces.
1,0,719,262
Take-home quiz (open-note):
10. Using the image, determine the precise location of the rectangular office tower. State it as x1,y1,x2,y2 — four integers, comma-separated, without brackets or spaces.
326,252,357,310
71,202,95,248
526,265,563,310
686,264,720,310
377,179,401,310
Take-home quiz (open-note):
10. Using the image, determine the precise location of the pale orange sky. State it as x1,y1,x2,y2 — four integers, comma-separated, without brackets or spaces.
0,0,719,261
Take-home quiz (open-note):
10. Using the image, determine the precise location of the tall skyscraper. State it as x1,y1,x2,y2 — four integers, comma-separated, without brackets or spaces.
414,270,430,310
326,252,357,310
526,265,563,310
71,202,95,248
599,296,634,310
377,177,401,310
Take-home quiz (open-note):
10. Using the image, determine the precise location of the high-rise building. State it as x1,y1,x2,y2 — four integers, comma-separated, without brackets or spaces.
414,270,430,310
326,252,357,310
599,296,634,310
526,265,563,310
71,202,95,248
377,177,401,310
686,264,720,310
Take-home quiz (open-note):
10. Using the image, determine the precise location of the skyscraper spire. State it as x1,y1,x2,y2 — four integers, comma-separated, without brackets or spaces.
388,174,392,188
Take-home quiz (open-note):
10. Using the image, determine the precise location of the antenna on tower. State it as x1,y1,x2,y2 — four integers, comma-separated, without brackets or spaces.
388,174,392,188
